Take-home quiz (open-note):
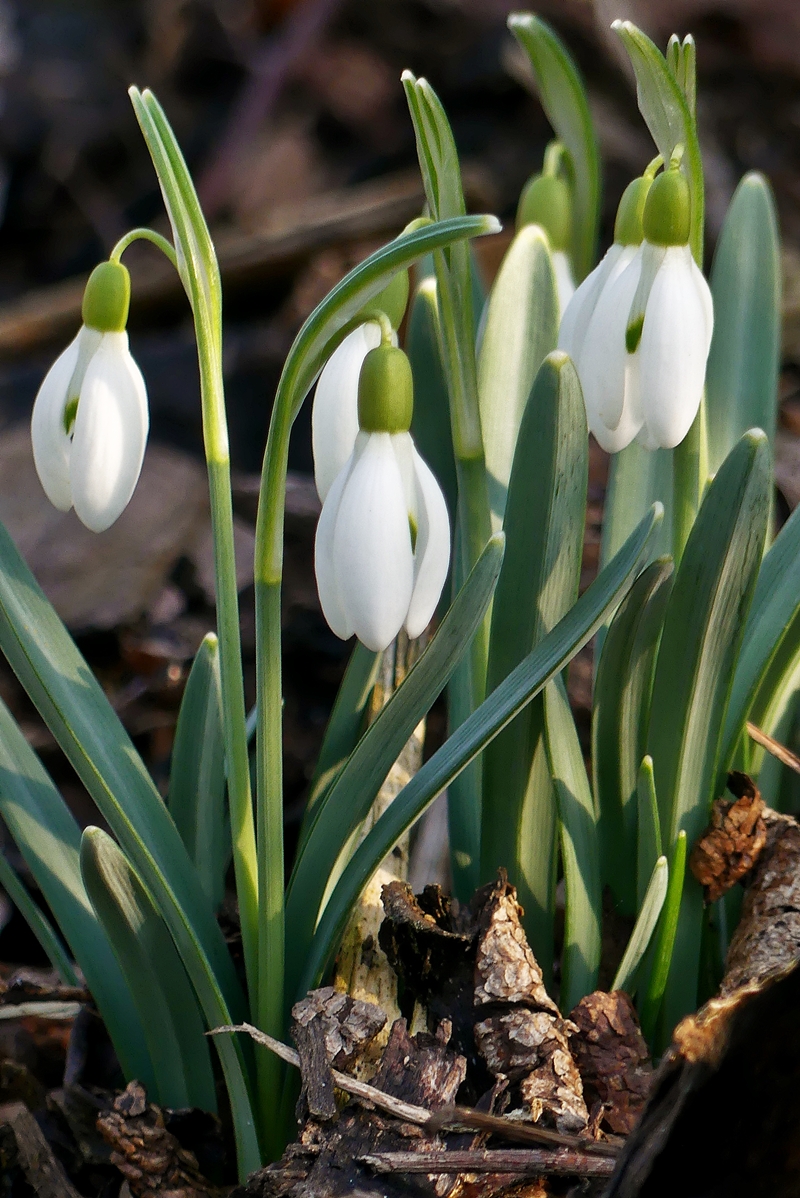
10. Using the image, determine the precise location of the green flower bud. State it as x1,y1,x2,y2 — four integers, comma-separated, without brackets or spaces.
642,168,691,247
614,176,653,246
358,345,413,433
516,174,572,250
362,269,410,330
81,261,131,333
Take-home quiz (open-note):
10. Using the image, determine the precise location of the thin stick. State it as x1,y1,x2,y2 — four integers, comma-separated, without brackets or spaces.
746,721,800,775
428,1106,621,1157
210,1024,435,1126
359,1148,615,1178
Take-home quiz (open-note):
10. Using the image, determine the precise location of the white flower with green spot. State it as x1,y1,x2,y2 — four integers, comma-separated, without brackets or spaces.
560,159,713,452
314,341,450,652
31,261,148,532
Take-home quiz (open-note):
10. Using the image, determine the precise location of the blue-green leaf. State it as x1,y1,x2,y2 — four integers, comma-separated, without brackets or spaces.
593,558,672,915
640,832,687,1045
0,697,153,1088
508,13,601,279
478,226,559,527
544,677,600,1011
612,855,668,994
0,850,76,986
481,352,587,982
637,755,663,911
169,634,228,910
648,432,770,1030
706,173,781,475
81,827,217,1112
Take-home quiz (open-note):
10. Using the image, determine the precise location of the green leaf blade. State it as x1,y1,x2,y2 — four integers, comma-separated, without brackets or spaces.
706,172,781,475
508,13,601,279
612,855,668,994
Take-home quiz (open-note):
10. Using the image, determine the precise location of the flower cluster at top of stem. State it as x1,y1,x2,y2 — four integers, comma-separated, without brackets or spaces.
517,140,575,315
312,304,450,653
559,157,713,452
31,261,148,532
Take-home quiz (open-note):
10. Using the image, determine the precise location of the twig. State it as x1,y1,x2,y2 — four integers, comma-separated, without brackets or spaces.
429,1106,621,1157
210,1023,434,1125
747,721,800,775
359,1148,615,1178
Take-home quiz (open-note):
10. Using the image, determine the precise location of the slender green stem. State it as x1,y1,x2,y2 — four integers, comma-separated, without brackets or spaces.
110,227,178,269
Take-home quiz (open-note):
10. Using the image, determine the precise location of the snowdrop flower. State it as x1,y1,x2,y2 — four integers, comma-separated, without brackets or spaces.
312,268,409,502
315,341,450,652
562,158,713,452
517,151,575,314
31,261,148,532
559,174,652,452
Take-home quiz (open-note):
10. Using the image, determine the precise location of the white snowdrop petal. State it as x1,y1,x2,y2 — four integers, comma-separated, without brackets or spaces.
314,450,358,641
333,433,413,652
552,251,575,316
558,243,624,360
70,332,149,532
689,251,714,353
30,332,83,511
639,247,710,449
578,247,643,437
312,322,382,502
404,444,450,640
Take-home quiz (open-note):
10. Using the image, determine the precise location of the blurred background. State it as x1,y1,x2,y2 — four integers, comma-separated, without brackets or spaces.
2,0,800,960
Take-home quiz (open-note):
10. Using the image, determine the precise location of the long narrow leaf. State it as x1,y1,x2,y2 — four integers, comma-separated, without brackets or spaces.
544,677,600,1011
508,13,601,278
637,756,662,911
298,503,662,998
0,698,153,1087
723,500,800,768
612,21,704,263
478,226,558,527
593,558,672,915
481,352,587,981
706,173,781,475
169,634,228,910
284,533,505,1009
81,828,217,1112
0,851,77,986
601,444,674,577
612,856,668,994
648,431,770,1030
641,832,687,1045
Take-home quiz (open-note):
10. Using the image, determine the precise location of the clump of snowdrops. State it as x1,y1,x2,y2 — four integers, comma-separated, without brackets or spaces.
0,12,792,1182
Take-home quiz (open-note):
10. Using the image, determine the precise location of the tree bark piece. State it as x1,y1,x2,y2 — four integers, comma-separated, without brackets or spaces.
568,991,652,1136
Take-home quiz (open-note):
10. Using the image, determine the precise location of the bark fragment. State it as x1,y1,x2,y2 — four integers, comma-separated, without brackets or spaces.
688,771,767,903
0,1100,83,1198
292,986,387,1071
568,991,652,1136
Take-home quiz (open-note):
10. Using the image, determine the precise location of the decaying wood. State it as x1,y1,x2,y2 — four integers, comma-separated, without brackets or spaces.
97,1081,222,1197
568,991,652,1136
722,805,800,993
292,986,387,1070
0,1100,83,1198
358,1147,616,1177
605,799,800,1197
428,1106,620,1156
688,771,767,904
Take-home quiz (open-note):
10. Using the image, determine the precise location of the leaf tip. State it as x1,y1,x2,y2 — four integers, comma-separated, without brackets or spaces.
400,68,416,84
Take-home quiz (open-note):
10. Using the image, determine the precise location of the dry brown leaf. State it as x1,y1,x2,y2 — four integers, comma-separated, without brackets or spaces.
688,771,767,904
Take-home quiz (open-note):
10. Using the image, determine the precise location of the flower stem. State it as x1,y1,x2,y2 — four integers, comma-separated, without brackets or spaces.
110,227,178,269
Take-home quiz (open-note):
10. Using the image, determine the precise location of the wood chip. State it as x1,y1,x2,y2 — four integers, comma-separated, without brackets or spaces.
292,986,387,1070
568,991,652,1136
473,875,558,1012
689,771,767,904
0,1100,83,1198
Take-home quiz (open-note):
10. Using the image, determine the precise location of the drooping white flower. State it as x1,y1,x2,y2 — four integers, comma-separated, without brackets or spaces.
312,322,382,503
560,163,713,452
31,261,148,532
314,342,450,652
